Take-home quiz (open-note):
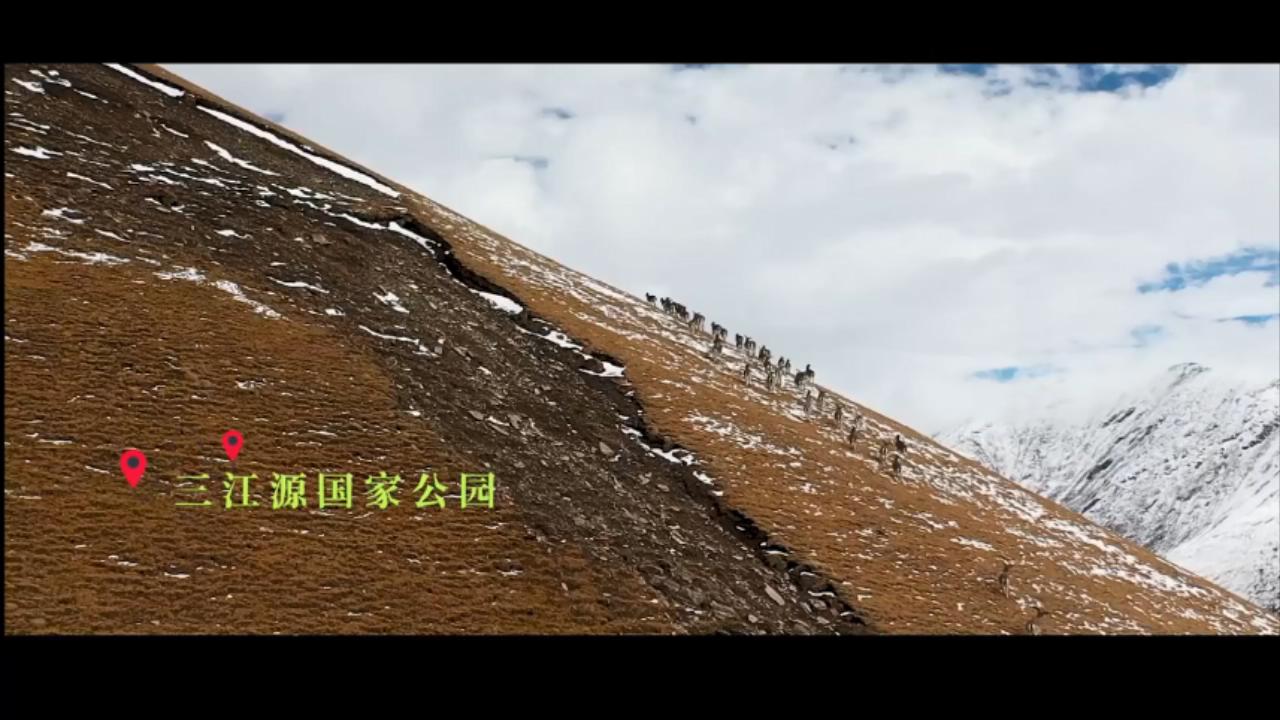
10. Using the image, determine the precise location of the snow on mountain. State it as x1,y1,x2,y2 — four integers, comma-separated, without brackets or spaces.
939,363,1280,612
7,62,1277,634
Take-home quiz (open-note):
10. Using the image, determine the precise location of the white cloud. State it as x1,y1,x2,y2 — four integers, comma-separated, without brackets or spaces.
166,64,1280,433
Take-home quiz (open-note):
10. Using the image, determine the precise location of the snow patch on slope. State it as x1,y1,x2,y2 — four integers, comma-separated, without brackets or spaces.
104,64,185,98
196,105,399,198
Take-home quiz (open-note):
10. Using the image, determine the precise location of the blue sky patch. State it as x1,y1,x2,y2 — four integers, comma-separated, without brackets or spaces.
1075,64,1179,92
1138,247,1280,293
263,111,287,124
939,64,992,77
1130,324,1165,347
972,365,1058,382
938,64,1180,93
1219,313,1280,326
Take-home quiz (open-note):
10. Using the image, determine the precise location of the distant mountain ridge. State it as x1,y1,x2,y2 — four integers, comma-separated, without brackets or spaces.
940,363,1280,612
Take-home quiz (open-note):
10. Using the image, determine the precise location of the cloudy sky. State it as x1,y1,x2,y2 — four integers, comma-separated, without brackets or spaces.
168,63,1280,433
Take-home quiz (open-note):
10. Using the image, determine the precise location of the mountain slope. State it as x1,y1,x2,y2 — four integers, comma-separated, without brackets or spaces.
5,63,1277,634
939,364,1280,612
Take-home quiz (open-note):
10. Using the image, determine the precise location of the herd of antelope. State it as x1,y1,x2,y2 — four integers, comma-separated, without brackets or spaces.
645,292,910,480
645,292,1054,633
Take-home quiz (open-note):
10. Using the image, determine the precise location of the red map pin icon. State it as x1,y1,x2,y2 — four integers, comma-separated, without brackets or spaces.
222,429,243,462
120,449,147,488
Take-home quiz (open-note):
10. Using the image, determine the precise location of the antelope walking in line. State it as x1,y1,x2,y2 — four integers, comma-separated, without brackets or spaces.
877,439,892,466
1025,606,1051,636
794,364,815,389
997,558,1016,598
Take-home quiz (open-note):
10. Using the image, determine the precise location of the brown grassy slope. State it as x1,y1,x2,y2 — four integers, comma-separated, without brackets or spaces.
4,252,664,633
7,63,850,635
150,61,1278,634
7,62,1277,633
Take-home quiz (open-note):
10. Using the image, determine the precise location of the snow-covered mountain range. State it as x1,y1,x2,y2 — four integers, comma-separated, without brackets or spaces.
939,363,1279,612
